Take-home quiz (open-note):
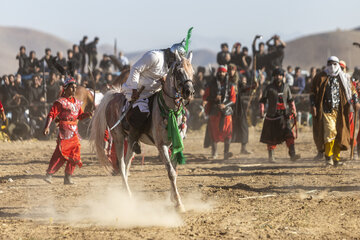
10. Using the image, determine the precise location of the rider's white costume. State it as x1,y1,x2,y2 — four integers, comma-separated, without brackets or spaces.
122,50,169,112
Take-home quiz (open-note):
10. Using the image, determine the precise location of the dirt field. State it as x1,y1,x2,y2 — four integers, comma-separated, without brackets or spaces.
1,126,360,240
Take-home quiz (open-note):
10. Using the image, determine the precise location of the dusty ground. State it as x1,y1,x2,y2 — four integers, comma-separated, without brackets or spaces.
1,126,360,240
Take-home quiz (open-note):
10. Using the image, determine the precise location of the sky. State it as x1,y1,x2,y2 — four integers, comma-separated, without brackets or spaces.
1,0,359,52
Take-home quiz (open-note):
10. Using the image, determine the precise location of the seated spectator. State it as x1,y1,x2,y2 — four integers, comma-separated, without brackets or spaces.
28,74,45,104
13,74,25,97
99,54,112,73
0,75,14,106
7,95,31,140
47,72,61,103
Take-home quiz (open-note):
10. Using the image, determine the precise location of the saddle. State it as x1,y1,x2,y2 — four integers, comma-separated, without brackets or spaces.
105,92,156,142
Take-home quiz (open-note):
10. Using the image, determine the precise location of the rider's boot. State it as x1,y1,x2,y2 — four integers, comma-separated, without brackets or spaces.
128,106,148,154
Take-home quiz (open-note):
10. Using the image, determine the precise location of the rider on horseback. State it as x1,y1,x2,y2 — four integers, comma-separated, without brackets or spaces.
121,42,187,154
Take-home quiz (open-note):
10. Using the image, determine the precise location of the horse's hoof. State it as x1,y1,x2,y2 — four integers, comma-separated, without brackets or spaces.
176,204,186,213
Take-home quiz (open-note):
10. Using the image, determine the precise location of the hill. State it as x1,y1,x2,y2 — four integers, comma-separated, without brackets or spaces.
0,26,72,74
284,30,360,70
2,26,360,75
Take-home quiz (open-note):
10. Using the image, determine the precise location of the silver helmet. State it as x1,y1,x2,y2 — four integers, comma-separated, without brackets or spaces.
170,40,187,57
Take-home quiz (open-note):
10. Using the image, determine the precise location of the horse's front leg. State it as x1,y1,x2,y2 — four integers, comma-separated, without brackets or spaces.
113,132,132,197
158,144,185,212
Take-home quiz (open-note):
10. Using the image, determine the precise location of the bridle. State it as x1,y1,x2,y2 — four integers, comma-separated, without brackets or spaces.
161,60,193,108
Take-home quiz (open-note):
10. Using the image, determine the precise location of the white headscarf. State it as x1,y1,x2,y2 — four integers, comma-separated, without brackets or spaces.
325,57,352,102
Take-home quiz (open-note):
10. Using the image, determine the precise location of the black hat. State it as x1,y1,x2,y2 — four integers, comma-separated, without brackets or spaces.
272,68,285,76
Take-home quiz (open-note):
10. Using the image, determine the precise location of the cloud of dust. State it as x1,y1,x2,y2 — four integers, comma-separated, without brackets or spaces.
25,186,213,228
64,186,183,228
181,191,214,212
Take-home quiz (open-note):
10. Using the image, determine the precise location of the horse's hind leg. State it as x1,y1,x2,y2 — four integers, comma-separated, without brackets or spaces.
114,132,132,197
158,144,185,212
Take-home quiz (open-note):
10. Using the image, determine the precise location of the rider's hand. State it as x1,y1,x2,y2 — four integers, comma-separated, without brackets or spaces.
219,104,225,110
131,89,140,101
159,76,166,85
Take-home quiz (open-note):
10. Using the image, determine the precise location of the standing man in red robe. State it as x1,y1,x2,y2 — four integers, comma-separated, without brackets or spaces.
43,77,92,184
203,65,236,159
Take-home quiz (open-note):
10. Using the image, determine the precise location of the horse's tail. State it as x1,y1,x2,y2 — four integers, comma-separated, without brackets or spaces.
89,89,118,169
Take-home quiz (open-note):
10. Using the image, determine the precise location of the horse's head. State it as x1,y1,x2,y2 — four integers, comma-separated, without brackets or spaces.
171,50,195,101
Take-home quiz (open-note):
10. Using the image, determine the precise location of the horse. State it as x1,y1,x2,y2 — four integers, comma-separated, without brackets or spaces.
72,85,94,137
111,67,130,90
90,51,194,212
75,85,95,112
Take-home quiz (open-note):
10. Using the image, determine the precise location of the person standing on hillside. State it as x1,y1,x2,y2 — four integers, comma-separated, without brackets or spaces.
265,35,286,78
43,77,92,184
230,42,242,69
252,35,266,70
260,68,300,162
16,46,28,75
86,37,99,69
79,36,88,73
217,43,230,66
311,56,360,166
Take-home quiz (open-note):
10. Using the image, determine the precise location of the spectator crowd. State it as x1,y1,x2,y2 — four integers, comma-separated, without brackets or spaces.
1,33,360,141
0,36,129,140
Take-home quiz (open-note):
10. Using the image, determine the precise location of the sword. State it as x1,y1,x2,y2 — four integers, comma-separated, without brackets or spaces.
109,86,145,131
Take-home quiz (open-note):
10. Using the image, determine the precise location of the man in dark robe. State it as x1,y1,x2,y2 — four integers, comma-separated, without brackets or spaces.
260,68,300,162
